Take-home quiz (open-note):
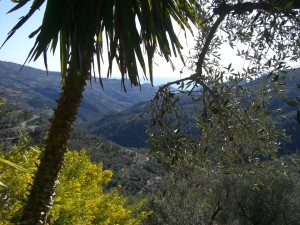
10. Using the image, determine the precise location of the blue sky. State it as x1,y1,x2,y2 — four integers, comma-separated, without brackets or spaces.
2,2,273,86
0,2,55,69
0,1,197,85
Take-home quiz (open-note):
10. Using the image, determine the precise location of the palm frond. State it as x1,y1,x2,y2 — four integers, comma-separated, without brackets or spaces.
1,0,45,49
0,158,28,173
3,0,203,86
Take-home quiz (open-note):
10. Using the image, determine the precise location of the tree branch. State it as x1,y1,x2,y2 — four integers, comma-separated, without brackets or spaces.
208,197,223,225
157,13,227,98
195,13,227,76
156,0,299,95
213,0,300,16
152,0,299,120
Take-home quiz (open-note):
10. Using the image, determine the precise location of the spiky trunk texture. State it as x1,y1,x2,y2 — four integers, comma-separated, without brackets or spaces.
20,66,88,225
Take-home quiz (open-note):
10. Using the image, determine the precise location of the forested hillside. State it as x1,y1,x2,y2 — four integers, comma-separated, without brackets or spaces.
79,69,300,151
0,100,163,195
1,0,300,223
1,62,299,199
0,60,158,122
0,61,167,195
3,61,299,152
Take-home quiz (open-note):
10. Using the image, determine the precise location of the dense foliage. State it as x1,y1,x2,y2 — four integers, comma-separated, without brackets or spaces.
144,1,300,224
1,0,300,224
69,130,164,195
0,100,164,195
2,0,204,221
144,74,300,225
0,134,149,225
143,154,300,225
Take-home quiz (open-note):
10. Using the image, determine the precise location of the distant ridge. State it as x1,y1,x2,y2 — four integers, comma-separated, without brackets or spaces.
79,68,300,151
1,60,299,152
0,60,164,194
0,60,159,122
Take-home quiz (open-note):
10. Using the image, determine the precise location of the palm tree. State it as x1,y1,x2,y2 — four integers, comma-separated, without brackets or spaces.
2,0,202,224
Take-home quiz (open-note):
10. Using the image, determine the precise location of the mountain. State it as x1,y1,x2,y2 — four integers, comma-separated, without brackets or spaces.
3,60,298,151
1,60,299,194
69,129,164,195
78,69,300,151
0,103,46,150
0,101,163,195
0,60,158,122
0,60,165,195
77,94,197,148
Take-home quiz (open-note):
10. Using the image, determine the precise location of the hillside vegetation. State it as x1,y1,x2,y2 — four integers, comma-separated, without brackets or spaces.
0,60,158,122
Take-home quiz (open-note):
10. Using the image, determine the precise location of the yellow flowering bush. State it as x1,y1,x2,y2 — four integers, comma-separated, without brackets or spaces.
0,145,149,225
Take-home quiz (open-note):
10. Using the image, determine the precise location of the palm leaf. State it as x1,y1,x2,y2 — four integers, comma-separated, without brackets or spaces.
4,0,202,86
0,158,28,173
2,1,204,223
7,0,30,13
1,0,45,49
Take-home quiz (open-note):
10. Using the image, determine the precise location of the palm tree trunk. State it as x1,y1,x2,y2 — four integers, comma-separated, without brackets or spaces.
20,66,88,225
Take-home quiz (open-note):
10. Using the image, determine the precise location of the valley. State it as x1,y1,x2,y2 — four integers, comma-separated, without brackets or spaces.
1,60,300,195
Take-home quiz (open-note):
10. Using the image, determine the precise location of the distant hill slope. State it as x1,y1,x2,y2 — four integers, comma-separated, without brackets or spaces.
0,101,163,195
79,69,300,151
0,60,164,194
78,95,197,148
0,60,158,122
1,60,299,151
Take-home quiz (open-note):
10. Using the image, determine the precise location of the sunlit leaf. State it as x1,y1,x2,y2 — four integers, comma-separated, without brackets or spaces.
285,100,298,107
0,158,28,173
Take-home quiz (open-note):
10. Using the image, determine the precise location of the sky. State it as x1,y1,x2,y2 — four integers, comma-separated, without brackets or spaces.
0,1,199,85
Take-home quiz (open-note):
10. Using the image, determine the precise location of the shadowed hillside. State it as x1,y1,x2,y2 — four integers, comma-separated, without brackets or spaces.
79,69,300,151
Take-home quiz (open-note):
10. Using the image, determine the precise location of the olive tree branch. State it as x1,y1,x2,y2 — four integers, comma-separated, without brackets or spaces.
213,0,300,16
155,0,299,94
157,12,227,98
